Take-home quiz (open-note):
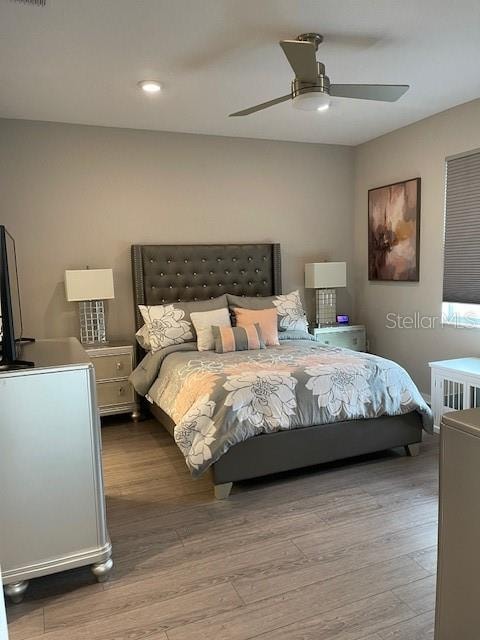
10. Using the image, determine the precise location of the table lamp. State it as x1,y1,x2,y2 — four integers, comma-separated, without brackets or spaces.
65,268,115,344
305,262,347,326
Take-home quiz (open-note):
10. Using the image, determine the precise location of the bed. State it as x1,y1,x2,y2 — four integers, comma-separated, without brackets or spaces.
131,242,431,498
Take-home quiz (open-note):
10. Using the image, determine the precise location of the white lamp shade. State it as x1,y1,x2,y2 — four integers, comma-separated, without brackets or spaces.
305,262,347,289
65,269,115,302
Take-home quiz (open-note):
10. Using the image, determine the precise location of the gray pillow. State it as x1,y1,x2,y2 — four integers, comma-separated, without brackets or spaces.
139,295,228,351
227,290,308,332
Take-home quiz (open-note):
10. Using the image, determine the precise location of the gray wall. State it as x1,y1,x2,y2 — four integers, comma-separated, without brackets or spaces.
0,119,354,340
354,98,480,394
4,96,480,395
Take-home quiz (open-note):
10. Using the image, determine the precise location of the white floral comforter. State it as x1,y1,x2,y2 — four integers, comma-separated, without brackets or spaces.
142,341,432,477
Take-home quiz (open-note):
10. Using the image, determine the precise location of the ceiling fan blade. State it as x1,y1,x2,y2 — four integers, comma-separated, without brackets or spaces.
329,84,409,102
279,40,318,82
229,94,291,117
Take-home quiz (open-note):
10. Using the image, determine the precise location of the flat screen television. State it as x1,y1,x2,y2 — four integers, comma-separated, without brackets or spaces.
0,225,34,370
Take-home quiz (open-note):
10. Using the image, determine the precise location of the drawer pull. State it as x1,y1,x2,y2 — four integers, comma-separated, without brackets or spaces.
116,361,124,370
118,386,125,396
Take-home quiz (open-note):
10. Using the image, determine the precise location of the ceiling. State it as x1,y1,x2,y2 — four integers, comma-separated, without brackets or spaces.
1,0,480,146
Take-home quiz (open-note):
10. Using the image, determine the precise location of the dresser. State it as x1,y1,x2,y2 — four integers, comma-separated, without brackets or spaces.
313,324,367,352
436,409,480,639
0,339,112,604
85,341,139,420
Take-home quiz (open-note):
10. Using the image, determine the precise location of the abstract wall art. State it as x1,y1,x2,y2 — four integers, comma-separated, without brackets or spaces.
368,177,421,281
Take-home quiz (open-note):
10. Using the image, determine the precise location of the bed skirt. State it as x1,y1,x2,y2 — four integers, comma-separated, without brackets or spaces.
149,402,423,484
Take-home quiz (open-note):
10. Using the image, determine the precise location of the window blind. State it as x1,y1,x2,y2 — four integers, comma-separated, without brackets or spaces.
443,151,480,304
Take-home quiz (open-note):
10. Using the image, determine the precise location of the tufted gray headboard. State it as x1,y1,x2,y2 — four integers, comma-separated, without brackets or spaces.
131,243,282,331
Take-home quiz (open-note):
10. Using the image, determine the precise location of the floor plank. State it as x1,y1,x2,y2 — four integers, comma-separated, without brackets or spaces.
250,591,417,640
6,421,438,640
409,546,437,574
40,583,241,640
43,541,301,631
378,610,435,639
4,604,44,640
292,501,437,560
167,556,429,640
233,521,437,604
392,574,437,615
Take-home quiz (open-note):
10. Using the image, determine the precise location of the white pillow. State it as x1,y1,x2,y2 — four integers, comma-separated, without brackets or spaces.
190,308,231,351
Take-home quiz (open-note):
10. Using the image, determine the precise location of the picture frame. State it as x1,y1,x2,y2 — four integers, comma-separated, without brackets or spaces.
368,177,421,281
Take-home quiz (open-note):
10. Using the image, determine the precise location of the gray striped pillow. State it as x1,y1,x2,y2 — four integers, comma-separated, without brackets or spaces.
212,323,265,353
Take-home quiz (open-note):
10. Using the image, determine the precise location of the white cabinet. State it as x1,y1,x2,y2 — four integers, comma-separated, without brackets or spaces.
429,358,480,430
313,325,366,352
0,339,112,604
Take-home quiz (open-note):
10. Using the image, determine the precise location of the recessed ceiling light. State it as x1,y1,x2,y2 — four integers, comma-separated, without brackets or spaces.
138,80,162,94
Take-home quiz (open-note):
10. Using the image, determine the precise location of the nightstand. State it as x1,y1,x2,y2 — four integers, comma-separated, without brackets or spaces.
313,325,367,352
84,341,140,420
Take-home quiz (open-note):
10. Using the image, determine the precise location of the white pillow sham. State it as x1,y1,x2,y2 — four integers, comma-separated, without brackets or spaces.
139,304,194,351
138,295,228,352
190,308,232,351
136,324,152,350
227,289,309,332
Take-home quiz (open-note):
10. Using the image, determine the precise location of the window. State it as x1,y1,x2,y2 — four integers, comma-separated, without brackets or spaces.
443,150,480,326
442,302,480,328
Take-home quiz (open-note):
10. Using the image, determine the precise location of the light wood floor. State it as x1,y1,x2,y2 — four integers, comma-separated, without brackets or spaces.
7,418,439,640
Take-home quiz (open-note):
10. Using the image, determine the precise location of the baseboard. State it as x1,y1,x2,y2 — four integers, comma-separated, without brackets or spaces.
433,425,440,434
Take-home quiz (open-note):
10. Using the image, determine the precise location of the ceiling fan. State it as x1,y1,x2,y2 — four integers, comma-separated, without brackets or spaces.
229,33,409,117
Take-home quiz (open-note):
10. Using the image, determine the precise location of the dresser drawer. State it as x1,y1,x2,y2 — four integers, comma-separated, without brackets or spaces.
314,327,366,352
97,380,135,408
90,353,132,381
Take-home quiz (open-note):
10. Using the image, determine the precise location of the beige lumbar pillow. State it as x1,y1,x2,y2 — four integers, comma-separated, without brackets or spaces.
190,308,232,351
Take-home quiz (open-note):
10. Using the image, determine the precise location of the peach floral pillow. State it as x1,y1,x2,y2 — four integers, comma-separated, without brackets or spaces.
234,307,279,346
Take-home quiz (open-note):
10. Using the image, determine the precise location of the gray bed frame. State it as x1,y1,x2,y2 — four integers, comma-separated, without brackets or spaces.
131,243,422,499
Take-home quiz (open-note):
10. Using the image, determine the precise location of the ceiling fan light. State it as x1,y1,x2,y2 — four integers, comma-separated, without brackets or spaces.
292,92,330,111
138,80,162,94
